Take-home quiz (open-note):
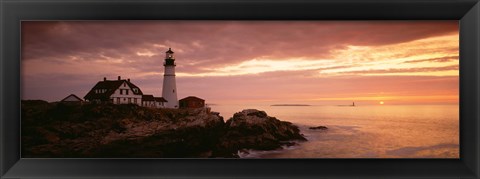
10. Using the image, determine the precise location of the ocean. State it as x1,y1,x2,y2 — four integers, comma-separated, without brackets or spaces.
210,104,459,158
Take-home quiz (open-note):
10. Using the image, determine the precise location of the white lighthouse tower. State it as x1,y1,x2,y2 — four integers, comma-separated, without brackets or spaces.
162,48,179,108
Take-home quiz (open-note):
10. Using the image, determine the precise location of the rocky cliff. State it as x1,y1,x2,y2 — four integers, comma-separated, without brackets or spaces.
22,100,306,158
216,109,306,156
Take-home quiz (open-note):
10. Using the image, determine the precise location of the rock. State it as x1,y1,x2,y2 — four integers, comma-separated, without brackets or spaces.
44,133,60,143
309,126,328,130
91,108,225,158
22,102,226,158
22,101,311,158
215,109,306,157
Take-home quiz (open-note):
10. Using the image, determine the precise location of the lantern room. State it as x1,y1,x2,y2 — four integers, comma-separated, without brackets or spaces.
166,48,175,59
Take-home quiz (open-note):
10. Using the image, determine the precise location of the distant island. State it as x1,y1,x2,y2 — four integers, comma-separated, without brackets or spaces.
271,104,311,106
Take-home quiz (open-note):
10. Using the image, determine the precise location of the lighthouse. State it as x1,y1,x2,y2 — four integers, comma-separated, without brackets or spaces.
162,48,179,108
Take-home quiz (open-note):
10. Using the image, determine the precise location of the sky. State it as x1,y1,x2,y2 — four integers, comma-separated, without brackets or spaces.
21,21,459,105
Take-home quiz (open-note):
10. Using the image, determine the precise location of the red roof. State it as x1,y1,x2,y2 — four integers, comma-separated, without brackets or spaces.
179,96,205,102
154,97,168,102
142,95,155,101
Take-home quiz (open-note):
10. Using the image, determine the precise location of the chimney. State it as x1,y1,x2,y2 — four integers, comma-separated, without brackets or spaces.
118,76,121,80
103,77,106,81
127,78,130,82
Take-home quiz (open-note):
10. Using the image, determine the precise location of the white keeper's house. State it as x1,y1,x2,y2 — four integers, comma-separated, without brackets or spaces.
83,76,167,108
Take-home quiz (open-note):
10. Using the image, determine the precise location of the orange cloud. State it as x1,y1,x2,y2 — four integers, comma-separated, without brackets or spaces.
21,21,458,105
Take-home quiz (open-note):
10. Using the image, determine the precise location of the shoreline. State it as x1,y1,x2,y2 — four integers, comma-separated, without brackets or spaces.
21,101,309,158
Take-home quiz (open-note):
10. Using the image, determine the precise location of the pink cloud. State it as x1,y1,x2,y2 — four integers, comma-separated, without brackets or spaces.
21,21,459,104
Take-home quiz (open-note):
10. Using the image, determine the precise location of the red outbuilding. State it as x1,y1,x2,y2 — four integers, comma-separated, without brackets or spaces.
179,96,205,109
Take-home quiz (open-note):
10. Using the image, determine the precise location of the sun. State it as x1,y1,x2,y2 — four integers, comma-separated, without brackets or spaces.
379,101,385,105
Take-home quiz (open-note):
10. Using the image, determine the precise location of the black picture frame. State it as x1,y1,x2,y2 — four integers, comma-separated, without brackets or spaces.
1,0,479,178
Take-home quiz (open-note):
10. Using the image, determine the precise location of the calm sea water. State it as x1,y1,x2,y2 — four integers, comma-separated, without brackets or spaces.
211,104,459,158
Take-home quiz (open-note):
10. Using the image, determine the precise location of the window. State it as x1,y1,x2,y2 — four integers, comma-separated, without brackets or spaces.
120,89,123,95
116,98,120,104
134,98,137,103
126,90,129,95
123,98,126,101
173,89,175,93
128,98,131,103
123,83,126,87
